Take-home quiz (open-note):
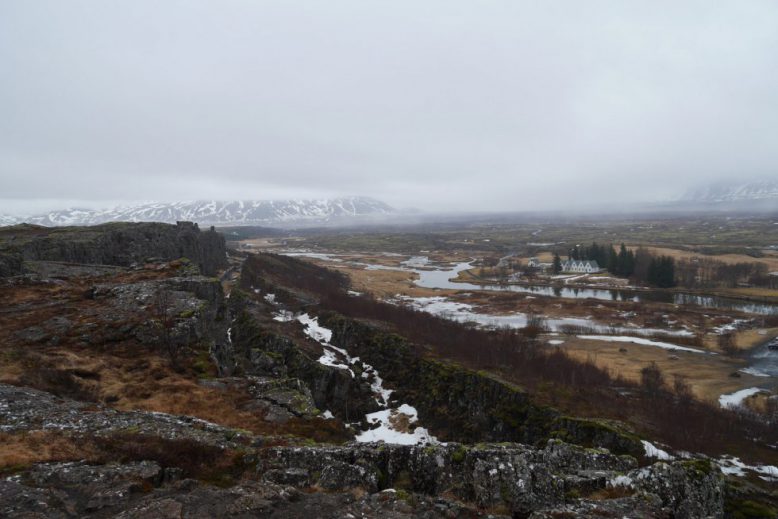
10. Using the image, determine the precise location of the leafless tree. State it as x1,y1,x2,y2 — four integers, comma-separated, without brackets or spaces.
640,362,664,398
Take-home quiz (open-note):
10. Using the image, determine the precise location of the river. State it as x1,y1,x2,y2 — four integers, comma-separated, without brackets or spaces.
413,262,778,316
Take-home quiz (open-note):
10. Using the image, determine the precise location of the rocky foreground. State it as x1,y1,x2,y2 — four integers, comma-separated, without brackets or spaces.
0,384,723,518
0,222,774,518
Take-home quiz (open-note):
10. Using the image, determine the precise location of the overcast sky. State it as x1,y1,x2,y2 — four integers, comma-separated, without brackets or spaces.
1,1,777,215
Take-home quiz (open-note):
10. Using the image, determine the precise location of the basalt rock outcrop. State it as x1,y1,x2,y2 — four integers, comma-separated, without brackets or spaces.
223,305,380,422
0,250,23,277
0,221,227,276
0,382,725,518
0,379,725,519
259,440,724,518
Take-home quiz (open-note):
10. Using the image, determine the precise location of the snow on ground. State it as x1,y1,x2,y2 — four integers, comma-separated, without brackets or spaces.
281,251,344,262
321,410,334,419
609,475,634,487
264,293,277,304
401,256,429,267
360,361,393,406
397,296,694,338
548,340,565,345
577,335,709,354
296,313,333,343
718,387,765,409
739,367,771,377
355,404,438,445
718,456,778,481
642,440,674,460
713,319,750,334
272,310,295,322
316,347,354,376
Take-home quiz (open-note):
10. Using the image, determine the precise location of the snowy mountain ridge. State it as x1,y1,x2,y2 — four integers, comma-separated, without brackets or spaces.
1,197,394,227
681,180,778,203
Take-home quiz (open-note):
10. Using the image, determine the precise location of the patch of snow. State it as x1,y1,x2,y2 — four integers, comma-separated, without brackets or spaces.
361,361,393,406
282,251,344,262
321,410,334,420
317,347,354,376
739,367,771,378
642,440,674,460
401,256,429,267
718,387,764,409
718,456,778,481
272,310,295,322
397,296,695,338
296,313,333,344
264,293,277,304
609,475,634,487
713,319,750,334
578,335,709,354
548,339,565,345
355,404,438,445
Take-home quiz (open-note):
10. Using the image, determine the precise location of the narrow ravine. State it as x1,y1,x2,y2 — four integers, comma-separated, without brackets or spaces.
272,305,438,445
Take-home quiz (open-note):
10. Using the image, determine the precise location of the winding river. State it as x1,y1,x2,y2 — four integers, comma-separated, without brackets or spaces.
282,252,778,314
282,251,778,380
413,262,778,316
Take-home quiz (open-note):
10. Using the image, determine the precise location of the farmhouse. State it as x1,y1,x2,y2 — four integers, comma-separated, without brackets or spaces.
561,259,601,274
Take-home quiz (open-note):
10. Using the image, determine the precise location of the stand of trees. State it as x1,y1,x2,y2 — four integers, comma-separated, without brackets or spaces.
675,257,774,289
568,241,778,289
569,242,635,277
567,242,676,287
646,255,676,288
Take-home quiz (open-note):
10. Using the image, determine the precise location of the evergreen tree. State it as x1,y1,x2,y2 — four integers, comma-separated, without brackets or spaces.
607,246,619,274
647,255,676,288
616,243,636,277
552,252,562,274
617,243,628,276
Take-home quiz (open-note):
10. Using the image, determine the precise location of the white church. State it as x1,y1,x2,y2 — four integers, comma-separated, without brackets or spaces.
560,259,602,273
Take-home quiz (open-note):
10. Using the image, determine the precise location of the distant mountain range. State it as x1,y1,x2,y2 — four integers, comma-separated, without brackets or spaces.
681,180,778,204
1,197,395,227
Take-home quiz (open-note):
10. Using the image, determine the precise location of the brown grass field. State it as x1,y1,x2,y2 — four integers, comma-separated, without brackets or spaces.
556,336,767,404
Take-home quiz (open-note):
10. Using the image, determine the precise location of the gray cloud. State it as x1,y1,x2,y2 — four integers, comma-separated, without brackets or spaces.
1,1,777,215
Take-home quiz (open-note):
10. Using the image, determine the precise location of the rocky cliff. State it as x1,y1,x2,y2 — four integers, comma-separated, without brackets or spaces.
0,221,227,276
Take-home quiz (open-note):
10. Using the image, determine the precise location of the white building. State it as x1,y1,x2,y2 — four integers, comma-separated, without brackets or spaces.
561,259,601,274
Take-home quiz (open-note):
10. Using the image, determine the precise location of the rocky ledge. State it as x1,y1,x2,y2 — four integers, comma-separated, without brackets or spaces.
0,383,724,518
0,221,227,277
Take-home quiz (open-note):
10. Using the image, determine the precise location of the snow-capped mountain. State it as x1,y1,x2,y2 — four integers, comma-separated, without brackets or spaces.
0,215,19,226
681,181,778,204
1,197,395,227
